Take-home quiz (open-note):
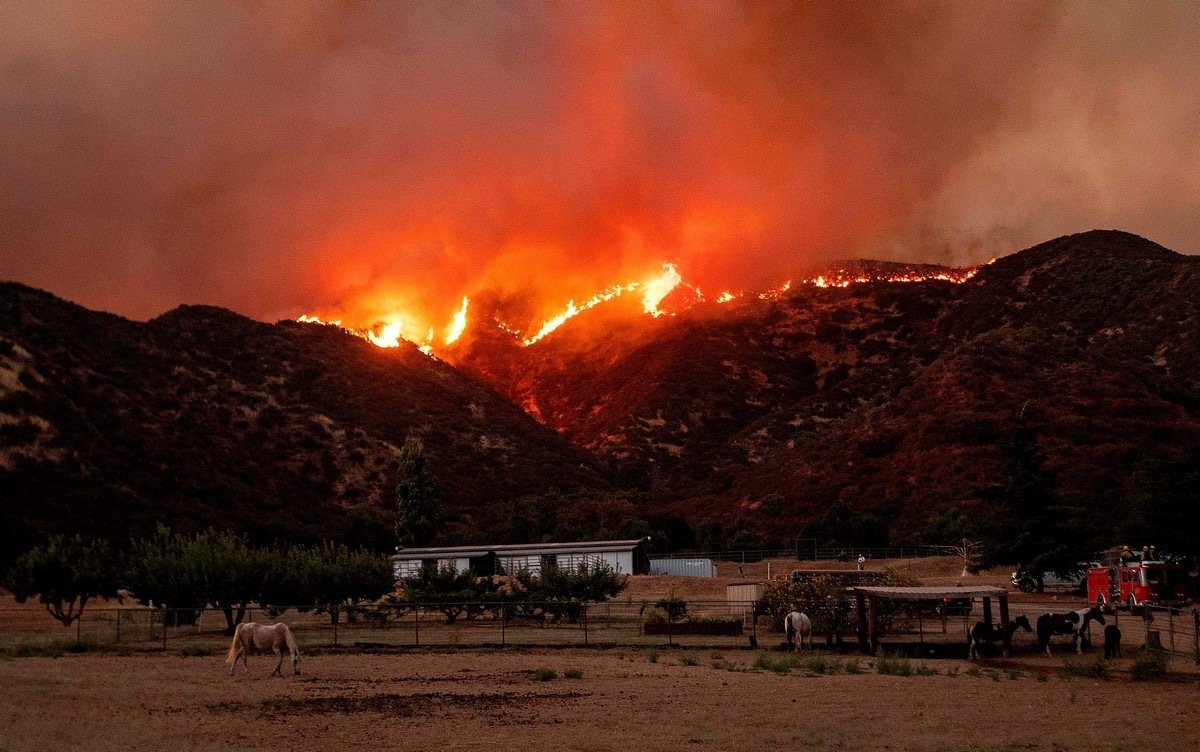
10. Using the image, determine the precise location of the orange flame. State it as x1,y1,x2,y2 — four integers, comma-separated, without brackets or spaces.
641,263,682,316
300,260,984,353
444,297,469,345
369,321,404,348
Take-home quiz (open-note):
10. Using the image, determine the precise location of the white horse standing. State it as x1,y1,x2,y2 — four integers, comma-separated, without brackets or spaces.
784,611,812,652
225,622,300,676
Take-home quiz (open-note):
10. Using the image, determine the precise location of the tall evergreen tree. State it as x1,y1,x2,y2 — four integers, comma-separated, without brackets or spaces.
974,404,1100,582
394,435,441,549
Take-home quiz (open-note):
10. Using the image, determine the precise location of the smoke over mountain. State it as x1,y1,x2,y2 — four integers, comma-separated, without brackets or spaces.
3,1,1198,333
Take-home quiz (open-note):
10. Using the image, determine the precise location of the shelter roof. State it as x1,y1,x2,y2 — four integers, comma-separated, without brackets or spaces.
848,585,1008,599
392,540,644,561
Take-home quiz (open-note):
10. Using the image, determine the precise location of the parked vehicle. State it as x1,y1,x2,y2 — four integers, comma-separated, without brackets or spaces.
1087,559,1190,611
1010,566,1091,594
932,596,973,617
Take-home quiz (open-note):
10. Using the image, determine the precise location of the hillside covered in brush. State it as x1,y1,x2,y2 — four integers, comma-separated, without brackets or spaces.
0,291,609,562
449,230,1200,552
3,230,1199,560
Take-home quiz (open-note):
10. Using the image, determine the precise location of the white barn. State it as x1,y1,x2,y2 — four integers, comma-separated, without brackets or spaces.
392,540,649,579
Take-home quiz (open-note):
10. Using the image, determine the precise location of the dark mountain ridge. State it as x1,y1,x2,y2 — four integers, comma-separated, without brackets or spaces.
0,287,609,560
3,230,1198,559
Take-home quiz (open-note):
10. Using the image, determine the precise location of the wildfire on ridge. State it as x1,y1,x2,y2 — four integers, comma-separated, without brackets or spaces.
444,297,469,345
518,263,682,345
297,261,984,354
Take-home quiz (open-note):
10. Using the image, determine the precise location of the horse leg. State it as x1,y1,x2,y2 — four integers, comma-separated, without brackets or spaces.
272,645,283,677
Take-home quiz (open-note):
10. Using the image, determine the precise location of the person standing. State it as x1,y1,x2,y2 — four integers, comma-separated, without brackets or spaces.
857,554,866,571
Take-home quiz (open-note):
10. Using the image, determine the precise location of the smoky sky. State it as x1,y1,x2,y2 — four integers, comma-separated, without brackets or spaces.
2,0,1198,328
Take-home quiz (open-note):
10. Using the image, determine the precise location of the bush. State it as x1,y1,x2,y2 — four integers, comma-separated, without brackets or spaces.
752,652,803,675
876,652,912,676
655,597,688,621
803,655,833,675
533,667,557,682
563,668,584,679
1130,652,1168,681
1063,657,1108,679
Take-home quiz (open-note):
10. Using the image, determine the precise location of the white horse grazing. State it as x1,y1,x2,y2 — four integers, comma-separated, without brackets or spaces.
225,622,300,676
784,611,812,652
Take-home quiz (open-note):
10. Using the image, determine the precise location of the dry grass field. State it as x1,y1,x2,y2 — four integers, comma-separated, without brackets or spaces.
3,557,1199,752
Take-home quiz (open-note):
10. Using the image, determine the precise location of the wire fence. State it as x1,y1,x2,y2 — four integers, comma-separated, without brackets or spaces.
3,598,1195,662
0,600,762,652
651,546,952,564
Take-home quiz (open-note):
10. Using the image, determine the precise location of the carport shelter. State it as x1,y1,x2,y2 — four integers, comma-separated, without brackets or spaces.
849,585,1010,655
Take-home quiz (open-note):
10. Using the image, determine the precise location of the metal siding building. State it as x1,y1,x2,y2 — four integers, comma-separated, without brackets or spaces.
648,557,716,578
725,582,763,616
392,540,648,579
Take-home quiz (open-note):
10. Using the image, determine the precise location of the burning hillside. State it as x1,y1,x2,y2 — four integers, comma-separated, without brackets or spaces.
5,230,1199,561
298,259,983,357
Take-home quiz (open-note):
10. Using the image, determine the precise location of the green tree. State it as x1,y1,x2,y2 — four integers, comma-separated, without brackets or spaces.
259,542,394,623
3,535,122,627
401,562,499,623
199,530,269,635
394,435,441,548
127,526,213,626
973,407,1100,582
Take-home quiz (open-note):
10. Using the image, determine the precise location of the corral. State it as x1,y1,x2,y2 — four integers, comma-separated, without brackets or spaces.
3,557,1200,751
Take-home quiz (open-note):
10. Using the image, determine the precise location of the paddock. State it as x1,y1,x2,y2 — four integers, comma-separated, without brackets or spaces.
850,585,1011,656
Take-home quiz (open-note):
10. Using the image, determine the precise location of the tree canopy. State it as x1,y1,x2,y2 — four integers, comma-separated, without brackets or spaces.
3,534,122,627
394,435,442,548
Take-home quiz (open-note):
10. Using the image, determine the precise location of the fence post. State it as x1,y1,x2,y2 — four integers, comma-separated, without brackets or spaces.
161,609,167,651
667,600,674,648
115,608,121,644
582,603,588,647
333,607,339,647
414,606,420,647
1169,608,1175,653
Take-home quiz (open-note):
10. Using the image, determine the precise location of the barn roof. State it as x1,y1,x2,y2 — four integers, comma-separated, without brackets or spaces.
392,539,644,561
848,585,1008,599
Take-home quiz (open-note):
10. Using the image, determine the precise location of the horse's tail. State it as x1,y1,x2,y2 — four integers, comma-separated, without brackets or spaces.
282,623,299,657
225,625,241,665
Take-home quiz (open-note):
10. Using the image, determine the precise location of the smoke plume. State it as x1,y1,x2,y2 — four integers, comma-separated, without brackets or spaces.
2,1,1197,333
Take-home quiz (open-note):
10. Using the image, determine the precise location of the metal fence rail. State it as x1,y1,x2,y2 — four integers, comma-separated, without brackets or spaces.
3,599,1196,661
0,600,761,652
650,546,952,563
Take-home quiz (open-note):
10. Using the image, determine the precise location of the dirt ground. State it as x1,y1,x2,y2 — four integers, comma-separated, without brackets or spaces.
3,644,1200,752
3,558,1198,752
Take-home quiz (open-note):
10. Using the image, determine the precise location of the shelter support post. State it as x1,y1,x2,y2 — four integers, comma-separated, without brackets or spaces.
856,592,869,653
999,595,1011,657
868,596,879,654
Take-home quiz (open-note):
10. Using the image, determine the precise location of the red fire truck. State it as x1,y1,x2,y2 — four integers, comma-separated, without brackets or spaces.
1086,559,1191,611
